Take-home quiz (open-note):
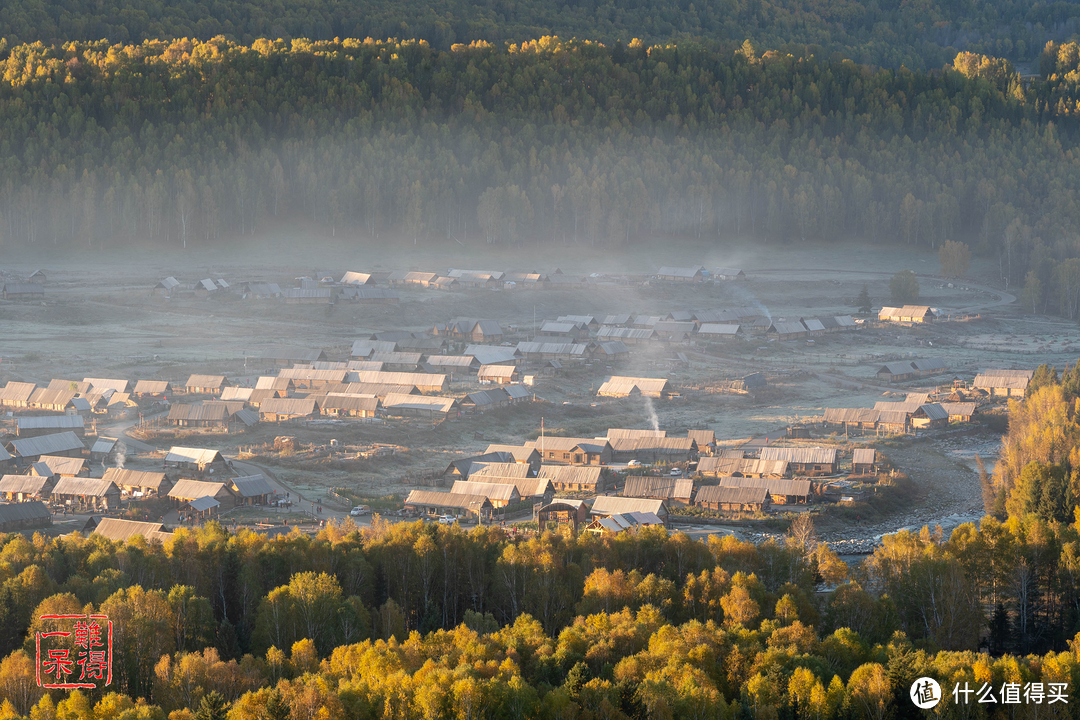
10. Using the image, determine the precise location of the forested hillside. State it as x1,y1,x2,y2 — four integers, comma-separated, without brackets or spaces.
0,516,1077,718
3,39,1080,305
3,0,1079,69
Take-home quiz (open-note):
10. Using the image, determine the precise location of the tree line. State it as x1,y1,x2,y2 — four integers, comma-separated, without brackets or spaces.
2,0,1077,70
0,510,1075,716
2,38,1080,300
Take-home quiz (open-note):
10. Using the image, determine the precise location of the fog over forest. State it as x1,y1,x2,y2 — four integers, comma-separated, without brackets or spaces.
3,2,1080,719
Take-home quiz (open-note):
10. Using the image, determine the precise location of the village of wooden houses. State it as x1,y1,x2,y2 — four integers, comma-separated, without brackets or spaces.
0,262,1044,551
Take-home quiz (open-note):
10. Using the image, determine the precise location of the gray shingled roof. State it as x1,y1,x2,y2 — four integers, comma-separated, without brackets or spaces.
591,495,667,516
102,468,169,490
52,478,118,497
0,501,51,523
232,474,274,497
8,432,84,457
16,415,84,431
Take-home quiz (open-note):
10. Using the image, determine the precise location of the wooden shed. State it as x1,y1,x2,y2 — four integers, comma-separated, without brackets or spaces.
482,445,542,472
974,370,1033,398
695,485,770,512
466,463,554,504
168,403,234,428
852,448,877,475
2,283,45,300
609,437,698,464
911,403,949,429
404,490,493,520
717,476,812,504
91,518,172,544
450,480,521,508
52,478,121,510
33,455,88,477
478,365,519,384
164,447,228,474
767,321,808,341
169,479,235,507
282,288,333,304
593,341,631,362
0,475,55,502
0,501,52,532
585,512,666,534
590,495,669,525
597,377,669,399
940,402,976,422
526,438,612,465
7,432,85,464
537,465,607,492
758,447,838,476
381,393,457,418
259,397,319,422
656,266,704,282
185,375,228,395
133,380,172,397
319,394,379,418
103,468,172,497
230,475,275,506
623,476,694,506
460,388,510,413
537,499,589,531
15,415,85,438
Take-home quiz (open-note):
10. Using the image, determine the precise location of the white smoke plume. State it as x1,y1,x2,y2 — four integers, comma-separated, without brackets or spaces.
726,283,772,321
643,396,661,433
114,443,126,469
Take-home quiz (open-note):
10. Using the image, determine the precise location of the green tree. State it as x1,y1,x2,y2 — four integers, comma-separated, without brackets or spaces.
889,270,920,305
1021,270,1044,313
856,284,872,313
938,239,971,276
193,690,229,720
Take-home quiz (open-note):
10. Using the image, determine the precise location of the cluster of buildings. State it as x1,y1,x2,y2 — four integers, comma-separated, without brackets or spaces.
149,268,608,305
822,392,974,435
533,311,859,345
403,426,879,531
0,429,278,520
654,266,745,282
0,377,137,415
822,367,1034,435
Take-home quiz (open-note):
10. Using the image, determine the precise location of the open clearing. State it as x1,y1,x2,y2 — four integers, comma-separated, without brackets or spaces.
1,226,1070,542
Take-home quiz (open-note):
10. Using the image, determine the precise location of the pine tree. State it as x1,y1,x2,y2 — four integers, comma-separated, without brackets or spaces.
857,283,872,313
194,691,229,720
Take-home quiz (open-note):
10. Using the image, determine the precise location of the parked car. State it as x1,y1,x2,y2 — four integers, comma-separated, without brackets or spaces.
350,505,370,516
438,515,456,525
627,460,642,467
669,468,682,477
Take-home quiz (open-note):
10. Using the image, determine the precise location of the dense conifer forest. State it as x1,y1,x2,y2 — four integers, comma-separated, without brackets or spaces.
2,38,1080,309
2,0,1079,68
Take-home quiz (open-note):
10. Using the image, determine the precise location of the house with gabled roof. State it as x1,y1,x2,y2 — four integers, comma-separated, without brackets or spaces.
656,266,704,282
52,478,121,510
7,432,84,464
103,468,172,497
590,496,669,525
185,375,228,395
164,447,228,474
91,518,172,544
524,437,612,465
597,376,669,398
